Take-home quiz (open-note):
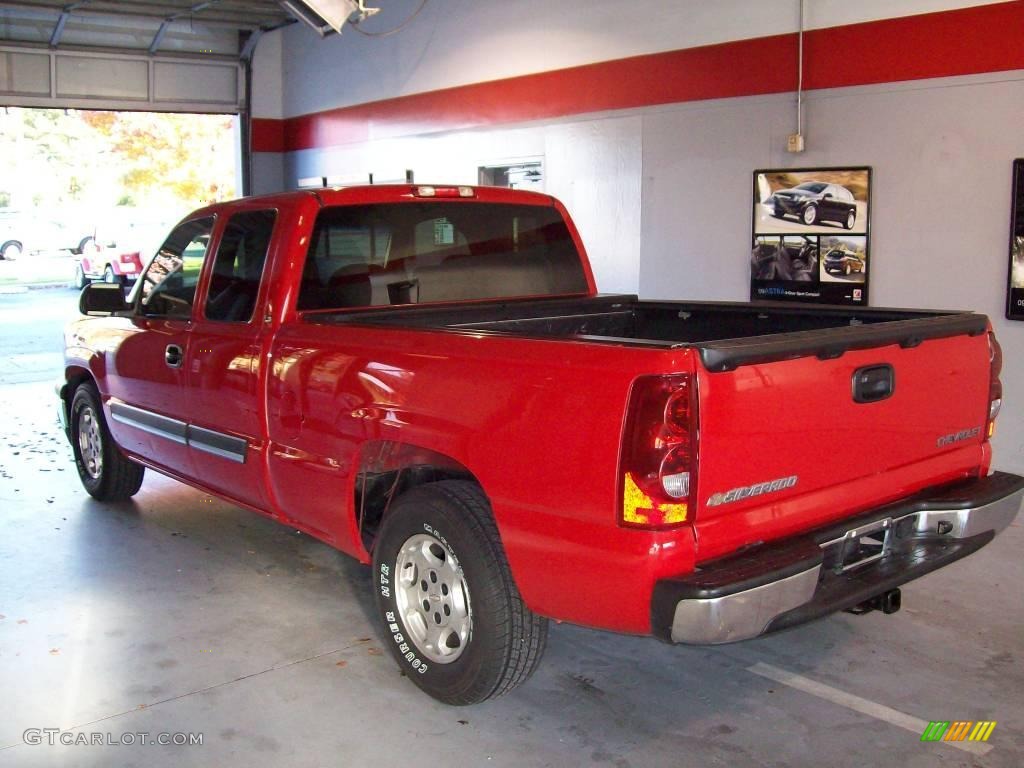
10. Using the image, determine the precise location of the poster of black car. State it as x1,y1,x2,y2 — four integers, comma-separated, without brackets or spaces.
752,167,871,305
1006,159,1024,320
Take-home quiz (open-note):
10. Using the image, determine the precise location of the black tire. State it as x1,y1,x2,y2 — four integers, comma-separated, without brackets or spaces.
1,240,22,261
103,265,119,284
74,263,90,289
69,383,145,501
802,204,818,226
372,480,547,705
844,209,856,230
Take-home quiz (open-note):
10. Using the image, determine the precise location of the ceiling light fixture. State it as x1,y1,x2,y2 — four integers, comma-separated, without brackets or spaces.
282,0,379,35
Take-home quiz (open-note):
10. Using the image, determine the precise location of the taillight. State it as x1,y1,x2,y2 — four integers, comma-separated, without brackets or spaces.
987,331,1002,440
619,374,697,529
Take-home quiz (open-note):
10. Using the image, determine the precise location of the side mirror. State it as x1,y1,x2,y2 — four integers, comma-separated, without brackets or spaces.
79,282,129,315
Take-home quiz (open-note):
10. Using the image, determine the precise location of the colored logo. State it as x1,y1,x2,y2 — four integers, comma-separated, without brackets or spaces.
921,721,996,743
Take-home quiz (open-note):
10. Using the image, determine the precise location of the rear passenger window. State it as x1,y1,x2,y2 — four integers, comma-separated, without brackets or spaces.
204,210,276,323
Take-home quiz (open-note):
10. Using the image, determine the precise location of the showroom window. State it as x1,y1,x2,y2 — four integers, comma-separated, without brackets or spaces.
478,159,544,191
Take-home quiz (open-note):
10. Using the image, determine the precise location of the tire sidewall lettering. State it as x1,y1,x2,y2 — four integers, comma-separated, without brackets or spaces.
380,572,430,674
421,524,464,578
378,523,465,676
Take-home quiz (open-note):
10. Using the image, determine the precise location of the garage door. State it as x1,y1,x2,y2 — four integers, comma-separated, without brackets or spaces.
0,2,295,194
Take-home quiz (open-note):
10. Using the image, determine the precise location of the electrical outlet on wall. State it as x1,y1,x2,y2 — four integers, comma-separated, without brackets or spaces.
787,133,805,153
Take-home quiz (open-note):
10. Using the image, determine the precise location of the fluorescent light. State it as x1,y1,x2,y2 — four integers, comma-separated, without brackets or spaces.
293,0,380,33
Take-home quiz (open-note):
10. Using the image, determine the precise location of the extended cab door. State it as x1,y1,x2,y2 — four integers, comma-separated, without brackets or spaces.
104,217,215,477
184,209,277,509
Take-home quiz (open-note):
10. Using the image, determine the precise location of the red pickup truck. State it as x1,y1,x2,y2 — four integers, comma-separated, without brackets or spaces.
60,184,1022,705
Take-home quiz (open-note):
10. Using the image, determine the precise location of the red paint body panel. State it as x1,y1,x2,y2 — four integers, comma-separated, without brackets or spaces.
264,322,699,631
64,186,996,636
692,336,991,559
256,4,1024,152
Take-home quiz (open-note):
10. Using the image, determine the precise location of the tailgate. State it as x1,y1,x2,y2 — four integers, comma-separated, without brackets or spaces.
693,328,993,559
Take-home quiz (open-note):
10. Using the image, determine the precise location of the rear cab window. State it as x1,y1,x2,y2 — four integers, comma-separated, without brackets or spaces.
297,202,588,311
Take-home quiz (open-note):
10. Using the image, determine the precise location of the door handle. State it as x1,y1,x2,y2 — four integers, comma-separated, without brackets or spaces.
165,344,184,369
852,364,894,403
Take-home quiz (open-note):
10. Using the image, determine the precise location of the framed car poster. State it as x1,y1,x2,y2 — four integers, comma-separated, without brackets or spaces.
751,166,872,306
1006,159,1024,320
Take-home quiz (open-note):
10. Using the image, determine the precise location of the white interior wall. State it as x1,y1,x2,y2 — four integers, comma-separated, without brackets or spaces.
280,0,1009,116
251,31,283,120
249,32,285,195
286,116,643,292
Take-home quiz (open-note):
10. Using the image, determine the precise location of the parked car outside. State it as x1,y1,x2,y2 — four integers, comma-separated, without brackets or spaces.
0,208,98,260
75,246,146,288
823,247,866,275
74,211,173,288
770,182,858,229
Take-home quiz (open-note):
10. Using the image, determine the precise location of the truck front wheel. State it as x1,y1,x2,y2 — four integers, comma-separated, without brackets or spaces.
372,480,547,705
70,383,145,501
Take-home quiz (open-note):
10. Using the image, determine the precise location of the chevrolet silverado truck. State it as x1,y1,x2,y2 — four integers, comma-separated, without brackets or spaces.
59,184,1023,705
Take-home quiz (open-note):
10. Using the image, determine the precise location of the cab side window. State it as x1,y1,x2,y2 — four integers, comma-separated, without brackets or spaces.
139,217,215,319
204,210,276,323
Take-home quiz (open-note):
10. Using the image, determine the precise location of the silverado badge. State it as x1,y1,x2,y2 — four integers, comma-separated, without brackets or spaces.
706,475,798,507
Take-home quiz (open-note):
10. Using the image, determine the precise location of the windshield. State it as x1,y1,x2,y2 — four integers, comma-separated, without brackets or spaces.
794,182,828,193
297,202,588,310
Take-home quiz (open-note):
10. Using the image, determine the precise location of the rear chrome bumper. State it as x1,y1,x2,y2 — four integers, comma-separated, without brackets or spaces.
651,472,1024,645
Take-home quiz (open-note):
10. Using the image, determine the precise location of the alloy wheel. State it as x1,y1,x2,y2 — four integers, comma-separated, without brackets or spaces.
394,533,472,664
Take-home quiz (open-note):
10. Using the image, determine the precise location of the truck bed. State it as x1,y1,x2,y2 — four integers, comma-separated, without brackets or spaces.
306,295,988,371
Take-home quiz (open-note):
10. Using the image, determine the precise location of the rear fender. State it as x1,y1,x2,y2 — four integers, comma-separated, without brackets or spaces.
353,440,477,558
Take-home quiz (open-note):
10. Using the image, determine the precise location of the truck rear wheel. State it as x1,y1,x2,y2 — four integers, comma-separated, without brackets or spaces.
70,383,145,501
372,480,547,705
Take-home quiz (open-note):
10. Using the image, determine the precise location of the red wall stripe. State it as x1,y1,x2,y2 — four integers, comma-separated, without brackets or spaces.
254,2,1024,153
804,1,1024,88
251,117,286,153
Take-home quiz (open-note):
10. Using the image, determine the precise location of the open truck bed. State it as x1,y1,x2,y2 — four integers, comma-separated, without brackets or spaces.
307,295,989,371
